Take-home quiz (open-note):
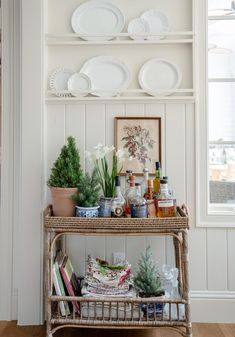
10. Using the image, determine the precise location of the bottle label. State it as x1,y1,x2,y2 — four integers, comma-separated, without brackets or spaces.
130,205,148,218
158,200,174,208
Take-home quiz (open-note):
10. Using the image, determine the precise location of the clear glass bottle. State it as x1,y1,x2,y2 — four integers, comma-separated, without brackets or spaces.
124,175,136,217
141,167,149,196
130,183,148,218
155,179,177,218
153,161,161,196
111,176,125,217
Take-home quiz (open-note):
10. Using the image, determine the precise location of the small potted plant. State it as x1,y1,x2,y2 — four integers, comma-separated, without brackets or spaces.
73,169,101,218
86,143,125,217
47,136,82,217
134,246,165,318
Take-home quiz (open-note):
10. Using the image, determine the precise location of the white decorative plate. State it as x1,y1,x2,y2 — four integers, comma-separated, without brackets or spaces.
138,58,182,96
49,68,74,97
80,56,132,97
67,73,91,97
71,0,125,41
127,18,150,40
140,10,169,40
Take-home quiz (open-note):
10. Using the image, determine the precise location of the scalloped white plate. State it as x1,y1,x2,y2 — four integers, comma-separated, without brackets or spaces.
80,56,132,97
139,58,182,96
71,0,125,41
49,68,74,97
140,10,169,40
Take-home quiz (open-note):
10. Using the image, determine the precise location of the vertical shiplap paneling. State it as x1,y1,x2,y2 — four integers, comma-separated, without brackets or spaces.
165,104,186,266
46,104,66,202
106,236,126,264
65,104,86,170
85,104,106,259
65,104,86,276
125,103,145,116
228,229,235,290
145,103,166,267
189,229,207,290
207,228,227,290
125,103,146,266
105,103,126,262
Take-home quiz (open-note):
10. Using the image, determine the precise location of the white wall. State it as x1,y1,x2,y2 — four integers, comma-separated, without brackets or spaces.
7,0,235,325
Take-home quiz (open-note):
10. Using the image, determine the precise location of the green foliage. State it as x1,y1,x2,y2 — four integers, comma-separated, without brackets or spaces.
73,169,100,207
134,246,163,297
96,153,118,198
47,136,82,188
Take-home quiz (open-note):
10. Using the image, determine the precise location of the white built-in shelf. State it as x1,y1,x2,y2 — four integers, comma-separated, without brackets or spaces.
46,31,194,45
46,89,195,103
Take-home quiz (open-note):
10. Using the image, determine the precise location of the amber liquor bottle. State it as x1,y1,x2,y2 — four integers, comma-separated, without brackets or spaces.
155,179,177,218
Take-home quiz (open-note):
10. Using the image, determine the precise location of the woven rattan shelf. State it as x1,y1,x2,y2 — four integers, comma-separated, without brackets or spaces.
44,204,192,337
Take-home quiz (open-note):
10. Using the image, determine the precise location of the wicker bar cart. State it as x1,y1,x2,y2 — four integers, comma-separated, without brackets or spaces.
44,204,192,337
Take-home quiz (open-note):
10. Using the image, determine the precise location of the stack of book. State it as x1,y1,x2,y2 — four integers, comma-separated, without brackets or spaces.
52,250,80,316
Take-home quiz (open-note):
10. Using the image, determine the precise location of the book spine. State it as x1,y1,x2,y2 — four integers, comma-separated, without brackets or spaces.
60,267,80,314
52,265,66,316
54,263,70,316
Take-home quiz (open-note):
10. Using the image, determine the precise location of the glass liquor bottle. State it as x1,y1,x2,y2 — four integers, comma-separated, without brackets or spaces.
124,175,136,217
145,179,156,218
141,167,149,196
155,179,177,218
153,161,161,196
130,183,148,218
111,176,125,217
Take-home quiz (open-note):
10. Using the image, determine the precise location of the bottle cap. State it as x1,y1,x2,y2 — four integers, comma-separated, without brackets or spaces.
126,170,133,175
135,183,141,186
160,179,167,184
143,167,149,173
155,161,161,170
115,176,121,186
163,176,168,181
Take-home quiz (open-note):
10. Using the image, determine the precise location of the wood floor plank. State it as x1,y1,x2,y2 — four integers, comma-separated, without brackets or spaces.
0,322,234,337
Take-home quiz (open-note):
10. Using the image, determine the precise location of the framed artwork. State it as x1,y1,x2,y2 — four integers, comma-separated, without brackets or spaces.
115,117,161,175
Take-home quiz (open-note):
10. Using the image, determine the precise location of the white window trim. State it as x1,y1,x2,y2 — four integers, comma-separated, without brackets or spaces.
196,0,235,227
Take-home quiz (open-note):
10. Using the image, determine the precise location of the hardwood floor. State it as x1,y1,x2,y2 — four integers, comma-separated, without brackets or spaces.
0,322,235,337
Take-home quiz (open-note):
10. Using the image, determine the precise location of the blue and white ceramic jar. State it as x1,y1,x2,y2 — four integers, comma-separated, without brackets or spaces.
75,206,99,218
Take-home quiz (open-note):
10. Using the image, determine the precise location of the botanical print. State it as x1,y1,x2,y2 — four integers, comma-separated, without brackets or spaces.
116,118,161,175
121,125,155,165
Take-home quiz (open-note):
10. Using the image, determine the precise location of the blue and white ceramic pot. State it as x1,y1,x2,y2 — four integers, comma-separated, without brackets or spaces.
75,205,99,218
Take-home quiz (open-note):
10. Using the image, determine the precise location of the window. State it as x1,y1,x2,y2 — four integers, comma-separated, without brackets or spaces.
208,0,235,211
197,0,235,226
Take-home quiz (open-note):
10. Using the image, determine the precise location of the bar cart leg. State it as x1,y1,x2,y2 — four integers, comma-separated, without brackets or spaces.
173,235,183,297
182,230,192,337
45,230,52,337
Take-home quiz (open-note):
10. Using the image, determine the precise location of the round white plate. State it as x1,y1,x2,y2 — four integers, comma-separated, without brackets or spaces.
71,0,125,41
128,18,150,40
138,58,182,96
80,56,132,97
67,73,91,97
140,9,169,40
49,68,74,97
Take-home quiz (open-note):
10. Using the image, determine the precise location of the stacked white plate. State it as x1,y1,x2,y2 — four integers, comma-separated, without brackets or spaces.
128,9,169,40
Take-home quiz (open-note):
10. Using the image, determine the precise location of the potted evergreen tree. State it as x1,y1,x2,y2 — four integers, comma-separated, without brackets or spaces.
134,246,165,318
47,136,82,217
73,169,101,218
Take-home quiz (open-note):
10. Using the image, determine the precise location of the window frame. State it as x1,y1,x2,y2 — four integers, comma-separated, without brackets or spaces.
196,0,235,227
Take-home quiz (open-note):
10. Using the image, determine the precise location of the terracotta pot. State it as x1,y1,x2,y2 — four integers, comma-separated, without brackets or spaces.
50,187,78,217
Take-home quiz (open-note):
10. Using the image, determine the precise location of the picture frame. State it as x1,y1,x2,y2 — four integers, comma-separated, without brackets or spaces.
115,117,161,175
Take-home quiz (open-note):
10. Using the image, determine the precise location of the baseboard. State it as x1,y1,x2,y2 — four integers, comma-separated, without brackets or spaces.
190,291,235,323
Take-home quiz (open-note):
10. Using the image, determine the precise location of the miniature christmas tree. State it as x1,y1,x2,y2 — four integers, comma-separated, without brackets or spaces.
73,169,101,208
134,246,164,297
47,136,82,188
